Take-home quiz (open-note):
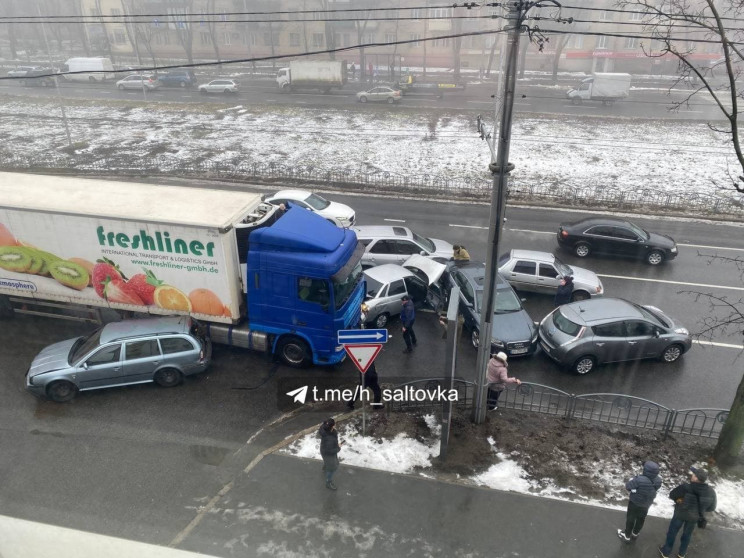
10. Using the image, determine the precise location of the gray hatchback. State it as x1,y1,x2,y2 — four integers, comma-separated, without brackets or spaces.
26,317,212,402
538,298,691,374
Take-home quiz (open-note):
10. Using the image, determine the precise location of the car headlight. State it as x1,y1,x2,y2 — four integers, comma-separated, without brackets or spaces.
674,327,689,335
491,339,505,348
531,332,538,343
671,246,678,253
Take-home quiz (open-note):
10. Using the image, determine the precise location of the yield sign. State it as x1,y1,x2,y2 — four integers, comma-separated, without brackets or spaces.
344,343,382,374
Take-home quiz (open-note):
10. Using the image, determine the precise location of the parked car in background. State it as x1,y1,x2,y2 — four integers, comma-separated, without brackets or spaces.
356,86,402,103
198,79,238,94
156,69,197,88
538,298,691,375
363,255,445,328
264,189,355,227
7,66,41,78
498,249,603,301
25,317,212,402
354,225,452,268
442,261,538,356
116,74,161,90
22,67,56,87
557,217,678,265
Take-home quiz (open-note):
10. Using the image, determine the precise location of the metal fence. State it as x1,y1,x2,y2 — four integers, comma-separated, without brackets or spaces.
2,152,743,220
390,379,729,440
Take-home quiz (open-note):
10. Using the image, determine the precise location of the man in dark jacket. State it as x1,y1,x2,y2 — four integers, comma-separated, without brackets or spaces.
554,275,574,307
617,460,662,542
347,361,383,410
659,466,716,558
400,295,417,353
319,418,343,490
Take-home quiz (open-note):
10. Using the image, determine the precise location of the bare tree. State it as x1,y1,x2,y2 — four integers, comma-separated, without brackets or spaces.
171,0,195,65
204,0,223,66
619,0,744,192
318,0,336,60
6,0,18,59
120,0,142,65
94,0,115,61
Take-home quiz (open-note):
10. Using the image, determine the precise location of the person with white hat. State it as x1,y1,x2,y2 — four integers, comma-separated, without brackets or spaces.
486,351,521,410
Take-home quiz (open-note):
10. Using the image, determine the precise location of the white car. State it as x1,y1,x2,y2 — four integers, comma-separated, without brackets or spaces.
353,225,452,268
198,79,239,94
116,74,161,90
498,249,604,301
264,189,355,227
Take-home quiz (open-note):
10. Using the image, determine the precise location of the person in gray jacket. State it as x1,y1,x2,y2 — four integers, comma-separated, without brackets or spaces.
319,418,343,490
617,460,662,542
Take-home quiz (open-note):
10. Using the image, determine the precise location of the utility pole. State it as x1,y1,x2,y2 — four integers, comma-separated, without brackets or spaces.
472,1,563,424
38,3,73,148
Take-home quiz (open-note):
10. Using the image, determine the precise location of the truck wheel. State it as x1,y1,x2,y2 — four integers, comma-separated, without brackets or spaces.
278,336,312,368
47,380,78,402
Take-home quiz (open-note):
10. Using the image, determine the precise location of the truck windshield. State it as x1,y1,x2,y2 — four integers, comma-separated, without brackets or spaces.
333,261,363,310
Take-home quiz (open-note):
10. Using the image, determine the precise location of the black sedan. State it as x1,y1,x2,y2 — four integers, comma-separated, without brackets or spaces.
442,262,538,357
557,218,678,265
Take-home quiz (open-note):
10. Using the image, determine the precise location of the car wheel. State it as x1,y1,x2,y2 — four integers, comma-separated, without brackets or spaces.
373,313,390,329
574,242,591,258
179,82,186,88
277,336,312,368
223,88,230,93
572,355,596,375
359,96,368,103
387,97,395,104
571,290,591,302
154,367,183,387
471,328,480,349
646,250,665,266
660,344,684,363
117,84,125,90
47,380,78,402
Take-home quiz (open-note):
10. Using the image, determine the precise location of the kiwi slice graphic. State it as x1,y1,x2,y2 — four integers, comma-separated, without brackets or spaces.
35,250,62,277
21,248,44,275
49,260,90,291
0,246,32,272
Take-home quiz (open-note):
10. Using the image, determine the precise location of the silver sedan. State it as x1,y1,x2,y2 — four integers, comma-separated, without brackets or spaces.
498,249,603,301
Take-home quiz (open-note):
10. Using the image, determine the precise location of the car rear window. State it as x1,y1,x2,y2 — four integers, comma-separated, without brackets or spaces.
160,337,195,354
552,310,583,337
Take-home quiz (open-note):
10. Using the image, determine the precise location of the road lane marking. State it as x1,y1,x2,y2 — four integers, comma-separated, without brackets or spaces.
506,228,554,235
677,242,744,252
449,223,488,229
384,218,406,222
597,273,744,292
693,339,744,350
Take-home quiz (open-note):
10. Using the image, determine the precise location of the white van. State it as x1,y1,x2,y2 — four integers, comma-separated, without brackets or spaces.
63,57,115,82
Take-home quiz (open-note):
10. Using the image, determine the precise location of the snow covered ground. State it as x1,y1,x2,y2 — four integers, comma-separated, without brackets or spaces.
283,416,744,529
0,95,737,200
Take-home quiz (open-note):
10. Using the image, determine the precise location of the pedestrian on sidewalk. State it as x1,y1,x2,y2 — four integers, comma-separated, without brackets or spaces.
347,361,383,410
400,295,417,353
486,351,520,410
554,275,574,307
658,466,717,558
319,418,343,490
617,460,662,542
350,62,356,79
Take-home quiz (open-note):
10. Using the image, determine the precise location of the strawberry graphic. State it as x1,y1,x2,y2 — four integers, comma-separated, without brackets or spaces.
92,257,125,298
104,278,145,306
126,269,163,306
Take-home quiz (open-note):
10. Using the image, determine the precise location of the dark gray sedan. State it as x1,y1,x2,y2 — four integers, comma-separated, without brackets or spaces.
442,262,538,357
26,317,211,402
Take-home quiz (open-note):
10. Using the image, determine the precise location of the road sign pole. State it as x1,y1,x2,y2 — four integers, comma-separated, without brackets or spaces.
440,286,460,461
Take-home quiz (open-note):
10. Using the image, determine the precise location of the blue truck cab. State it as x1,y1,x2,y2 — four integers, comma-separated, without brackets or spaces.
245,206,365,367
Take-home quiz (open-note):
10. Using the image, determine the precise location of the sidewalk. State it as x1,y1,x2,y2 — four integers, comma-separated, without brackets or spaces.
173,412,744,558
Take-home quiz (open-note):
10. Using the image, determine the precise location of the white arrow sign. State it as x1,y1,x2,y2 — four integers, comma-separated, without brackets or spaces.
338,329,388,344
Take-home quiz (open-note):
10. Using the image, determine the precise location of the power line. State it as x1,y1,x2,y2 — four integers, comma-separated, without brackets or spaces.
557,3,743,23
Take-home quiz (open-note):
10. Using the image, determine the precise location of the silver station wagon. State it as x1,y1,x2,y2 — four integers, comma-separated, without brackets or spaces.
26,317,212,402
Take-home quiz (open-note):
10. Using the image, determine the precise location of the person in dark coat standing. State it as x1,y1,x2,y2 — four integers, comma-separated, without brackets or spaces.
319,418,343,490
659,466,717,558
347,361,383,410
554,275,574,307
400,295,416,353
617,460,662,542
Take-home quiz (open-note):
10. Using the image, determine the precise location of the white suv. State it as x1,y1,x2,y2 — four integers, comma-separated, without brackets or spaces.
353,225,453,268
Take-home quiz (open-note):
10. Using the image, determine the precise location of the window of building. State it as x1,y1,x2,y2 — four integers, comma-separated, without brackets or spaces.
410,33,421,47
312,33,324,48
411,8,422,19
629,10,644,22
163,32,170,45
385,33,396,44
243,33,257,46
572,35,584,49
223,32,231,46
313,10,324,21
596,35,609,49
599,11,613,21
290,33,300,47
200,31,211,45
430,7,452,19
114,30,127,44
432,37,450,48
111,8,121,16
263,32,279,46
624,37,638,49
365,33,375,44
